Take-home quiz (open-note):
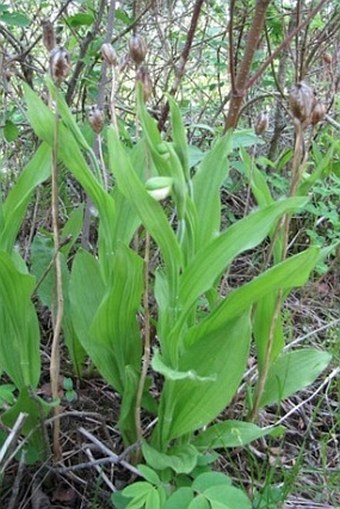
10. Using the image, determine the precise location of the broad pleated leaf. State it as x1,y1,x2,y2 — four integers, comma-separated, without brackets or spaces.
107,127,182,297
142,442,198,474
186,247,319,343
0,143,51,252
192,131,233,247
259,348,331,407
178,198,308,316
0,252,40,389
156,313,251,444
168,94,190,181
253,293,284,369
23,84,116,271
193,421,277,449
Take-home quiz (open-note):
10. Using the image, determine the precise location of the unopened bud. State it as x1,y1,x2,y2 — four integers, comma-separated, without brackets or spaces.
254,111,269,135
322,53,332,65
50,47,71,85
128,34,147,65
101,43,118,66
136,66,153,102
42,20,56,52
146,177,173,201
311,102,326,125
88,105,105,134
289,82,315,125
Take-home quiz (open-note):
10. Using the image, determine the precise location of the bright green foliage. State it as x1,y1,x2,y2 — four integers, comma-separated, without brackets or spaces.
259,349,332,407
0,252,40,389
193,420,279,449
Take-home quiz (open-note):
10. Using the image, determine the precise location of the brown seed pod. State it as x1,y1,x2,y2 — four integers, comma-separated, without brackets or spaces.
254,110,269,135
136,66,153,102
50,47,71,85
88,105,105,134
311,101,326,125
322,52,332,65
42,20,56,52
101,43,118,66
128,34,147,65
289,82,315,124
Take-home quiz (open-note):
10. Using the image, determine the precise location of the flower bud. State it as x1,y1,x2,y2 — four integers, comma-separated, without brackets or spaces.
136,66,153,102
311,101,326,125
254,110,269,135
88,105,105,134
101,43,118,66
289,82,315,124
146,177,173,201
128,34,147,65
50,47,71,85
42,20,56,52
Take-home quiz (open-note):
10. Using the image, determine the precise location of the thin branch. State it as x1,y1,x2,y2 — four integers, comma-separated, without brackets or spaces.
158,0,206,131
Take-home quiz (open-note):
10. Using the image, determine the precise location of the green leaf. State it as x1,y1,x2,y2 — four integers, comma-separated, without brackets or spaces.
260,348,331,407
0,252,40,389
66,13,94,27
168,95,189,181
187,247,319,341
107,127,182,299
142,442,198,474
23,84,116,272
123,481,153,498
193,421,277,449
0,11,30,26
0,144,51,252
192,472,231,493
156,313,251,444
188,495,210,509
3,120,19,142
232,129,264,148
204,485,251,509
145,487,161,509
178,198,308,318
90,244,143,392
152,349,216,382
253,293,284,369
137,465,161,486
164,487,194,509
193,131,233,247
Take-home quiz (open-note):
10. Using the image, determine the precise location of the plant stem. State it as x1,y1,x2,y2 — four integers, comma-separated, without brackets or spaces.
250,120,306,421
50,100,64,461
135,231,151,445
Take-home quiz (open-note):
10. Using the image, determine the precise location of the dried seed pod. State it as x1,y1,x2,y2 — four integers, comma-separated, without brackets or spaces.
311,101,326,125
50,47,71,85
101,43,118,66
42,20,56,51
88,105,105,134
136,66,153,102
128,34,147,65
289,82,315,124
254,110,269,135
322,52,332,65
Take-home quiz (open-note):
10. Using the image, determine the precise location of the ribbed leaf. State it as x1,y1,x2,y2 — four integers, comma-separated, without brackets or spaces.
107,127,182,306
260,349,331,407
156,313,251,444
0,143,51,252
23,84,116,271
193,421,277,449
186,247,319,343
178,198,308,318
168,94,189,181
192,131,233,247
0,252,40,389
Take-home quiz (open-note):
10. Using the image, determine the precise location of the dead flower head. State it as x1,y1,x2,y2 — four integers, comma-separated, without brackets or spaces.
289,82,316,125
88,105,105,134
128,34,147,65
50,47,71,85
